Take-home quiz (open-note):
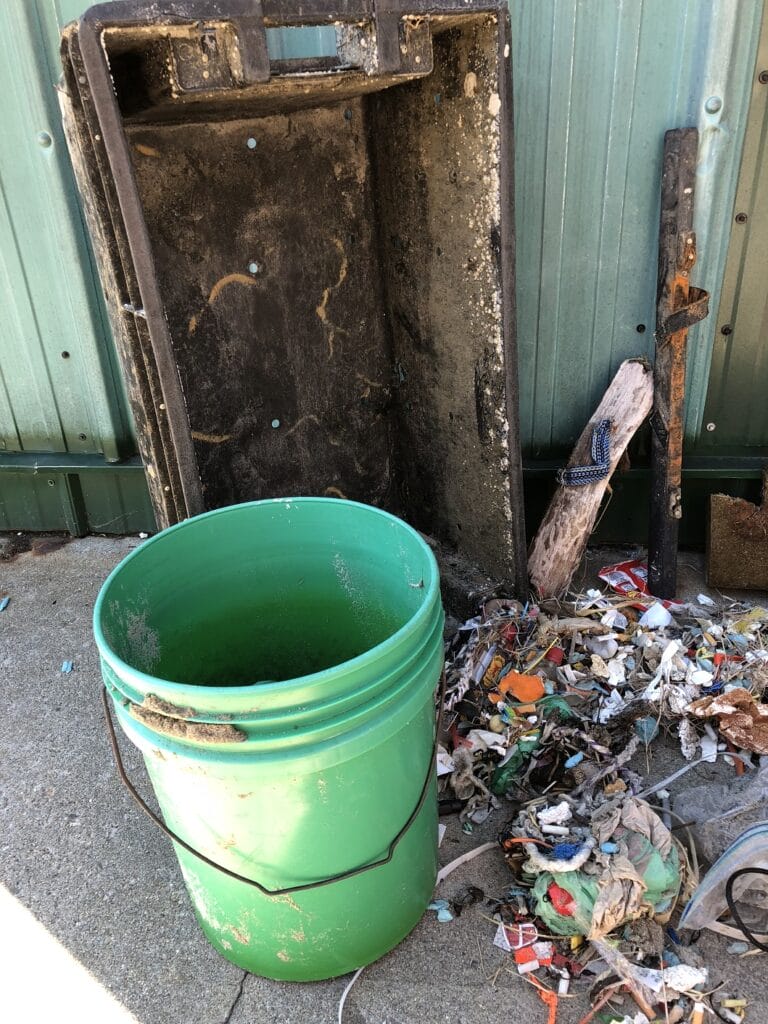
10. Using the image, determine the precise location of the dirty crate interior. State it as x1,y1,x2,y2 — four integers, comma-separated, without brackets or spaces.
82,12,523,587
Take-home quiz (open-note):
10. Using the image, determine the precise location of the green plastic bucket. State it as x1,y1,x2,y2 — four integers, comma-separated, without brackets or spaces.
94,498,444,981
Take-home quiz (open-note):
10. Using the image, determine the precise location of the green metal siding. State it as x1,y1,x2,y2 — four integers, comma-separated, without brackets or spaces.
700,9,768,451
512,0,764,455
1,3,766,537
0,0,153,533
0,0,133,459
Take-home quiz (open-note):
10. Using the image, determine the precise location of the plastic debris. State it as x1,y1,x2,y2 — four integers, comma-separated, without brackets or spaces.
680,822,768,943
61,660,73,673
427,899,454,923
0,596,9,611
639,602,673,629
436,581,766,1024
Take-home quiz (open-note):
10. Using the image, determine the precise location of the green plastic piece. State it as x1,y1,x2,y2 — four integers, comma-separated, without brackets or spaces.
94,498,444,981
532,870,600,936
531,837,681,936
491,733,540,795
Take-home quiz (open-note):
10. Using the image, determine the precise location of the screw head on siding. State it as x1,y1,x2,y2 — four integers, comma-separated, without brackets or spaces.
706,422,716,432
759,70,768,84
704,96,722,113
37,131,53,148
735,212,748,223
246,137,257,149
720,324,733,335
248,261,262,275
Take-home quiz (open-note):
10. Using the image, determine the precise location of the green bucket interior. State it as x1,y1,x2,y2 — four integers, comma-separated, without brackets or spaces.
98,498,436,688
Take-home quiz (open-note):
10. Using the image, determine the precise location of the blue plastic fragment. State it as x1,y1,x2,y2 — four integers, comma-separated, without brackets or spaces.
551,842,582,860
428,899,454,923
61,660,73,674
666,926,682,946
600,842,619,854
635,717,659,743
663,949,681,967
564,752,584,769
0,597,9,611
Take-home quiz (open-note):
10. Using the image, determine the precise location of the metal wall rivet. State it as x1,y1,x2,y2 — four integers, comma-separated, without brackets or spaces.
164,485,171,492
47,479,56,486
704,96,722,114
78,433,87,441
246,137,257,149
343,108,353,121
735,212,748,223
61,351,70,359
636,324,646,334
759,70,768,84
159,403,166,411
37,131,53,148
706,422,716,432
248,261,262,275
720,324,732,336
271,419,280,429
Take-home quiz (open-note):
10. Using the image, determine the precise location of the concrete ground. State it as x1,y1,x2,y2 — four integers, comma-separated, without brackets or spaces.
1,536,766,1023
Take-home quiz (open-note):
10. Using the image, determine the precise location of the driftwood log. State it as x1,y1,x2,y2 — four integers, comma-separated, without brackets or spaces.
529,359,654,598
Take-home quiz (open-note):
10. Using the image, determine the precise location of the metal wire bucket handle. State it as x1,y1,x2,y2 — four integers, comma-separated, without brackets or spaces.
102,671,445,896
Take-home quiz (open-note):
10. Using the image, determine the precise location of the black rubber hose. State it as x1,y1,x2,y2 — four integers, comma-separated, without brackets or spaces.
724,866,768,952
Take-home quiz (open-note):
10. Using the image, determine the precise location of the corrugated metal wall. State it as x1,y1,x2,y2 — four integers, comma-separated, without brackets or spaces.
0,0,132,457
513,0,764,456
1,1,765,536
700,11,768,451
0,0,152,532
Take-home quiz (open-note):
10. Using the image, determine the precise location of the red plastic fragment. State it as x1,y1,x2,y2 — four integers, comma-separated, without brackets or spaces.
547,881,575,916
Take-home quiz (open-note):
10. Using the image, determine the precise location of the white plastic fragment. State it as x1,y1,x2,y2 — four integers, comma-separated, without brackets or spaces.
700,724,719,763
697,593,716,607
601,608,628,630
436,745,455,776
597,688,626,724
435,842,496,885
661,964,708,992
536,800,572,826
689,668,714,687
639,602,673,628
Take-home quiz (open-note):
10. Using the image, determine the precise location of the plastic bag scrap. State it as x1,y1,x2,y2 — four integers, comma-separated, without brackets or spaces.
598,558,684,612
502,795,681,939
435,585,768,1024
680,822,768,943
440,589,768,820
672,765,768,863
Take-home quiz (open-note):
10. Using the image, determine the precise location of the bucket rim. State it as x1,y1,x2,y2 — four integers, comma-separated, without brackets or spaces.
93,497,441,696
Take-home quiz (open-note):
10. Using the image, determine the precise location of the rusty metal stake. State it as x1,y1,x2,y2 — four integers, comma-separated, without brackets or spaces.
648,128,709,598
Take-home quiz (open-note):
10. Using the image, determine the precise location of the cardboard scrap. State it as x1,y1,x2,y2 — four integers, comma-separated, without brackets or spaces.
688,687,768,754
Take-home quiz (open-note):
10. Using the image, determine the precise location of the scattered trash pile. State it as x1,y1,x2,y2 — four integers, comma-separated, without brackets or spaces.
436,562,768,1024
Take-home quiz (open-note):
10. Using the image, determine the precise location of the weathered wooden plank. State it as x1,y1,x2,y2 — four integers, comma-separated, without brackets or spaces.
529,358,653,598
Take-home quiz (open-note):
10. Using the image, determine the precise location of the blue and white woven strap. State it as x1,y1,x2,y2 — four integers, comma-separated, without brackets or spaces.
558,418,612,486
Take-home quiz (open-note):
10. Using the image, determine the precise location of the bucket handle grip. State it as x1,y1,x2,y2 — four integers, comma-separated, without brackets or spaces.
101,672,445,896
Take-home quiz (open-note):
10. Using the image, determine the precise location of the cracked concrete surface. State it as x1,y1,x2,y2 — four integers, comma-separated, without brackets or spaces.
1,537,766,1023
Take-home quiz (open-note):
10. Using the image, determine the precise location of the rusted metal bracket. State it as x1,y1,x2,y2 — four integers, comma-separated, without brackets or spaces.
659,286,709,339
648,128,710,598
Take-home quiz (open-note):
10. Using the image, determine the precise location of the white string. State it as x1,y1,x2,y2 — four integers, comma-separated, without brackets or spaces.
435,841,497,885
337,966,365,1024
